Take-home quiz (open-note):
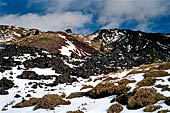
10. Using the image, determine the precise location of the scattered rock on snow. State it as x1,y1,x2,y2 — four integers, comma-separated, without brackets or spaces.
46,73,77,86
0,78,14,95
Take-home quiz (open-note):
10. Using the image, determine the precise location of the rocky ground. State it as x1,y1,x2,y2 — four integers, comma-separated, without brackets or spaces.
0,25,170,113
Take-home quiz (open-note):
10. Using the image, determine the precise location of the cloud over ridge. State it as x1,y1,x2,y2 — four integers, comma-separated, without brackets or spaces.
0,11,91,32
0,0,170,33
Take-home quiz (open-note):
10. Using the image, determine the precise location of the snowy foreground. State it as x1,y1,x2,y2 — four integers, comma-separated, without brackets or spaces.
0,53,170,113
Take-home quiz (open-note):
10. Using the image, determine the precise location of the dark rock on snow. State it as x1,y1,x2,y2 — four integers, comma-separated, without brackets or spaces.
0,78,14,95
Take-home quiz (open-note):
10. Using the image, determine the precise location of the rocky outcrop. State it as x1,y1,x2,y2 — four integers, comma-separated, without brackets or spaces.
0,78,14,95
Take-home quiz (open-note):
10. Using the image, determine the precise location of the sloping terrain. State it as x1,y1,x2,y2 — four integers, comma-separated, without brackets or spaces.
0,48,170,113
0,25,97,57
0,25,41,44
0,25,170,113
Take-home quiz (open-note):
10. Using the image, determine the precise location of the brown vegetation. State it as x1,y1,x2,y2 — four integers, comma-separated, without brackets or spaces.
144,105,162,112
102,77,119,82
158,109,170,113
137,77,156,87
128,88,165,109
80,85,93,91
144,70,169,78
34,94,71,110
66,92,87,99
107,103,123,113
117,79,136,85
93,76,106,82
87,78,92,82
139,63,158,70
18,33,67,54
61,92,66,98
165,97,170,106
13,94,71,110
88,82,131,99
126,69,146,76
155,84,170,91
158,62,170,70
13,98,39,108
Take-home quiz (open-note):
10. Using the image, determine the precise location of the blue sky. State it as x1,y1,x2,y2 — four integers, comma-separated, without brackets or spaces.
0,0,170,34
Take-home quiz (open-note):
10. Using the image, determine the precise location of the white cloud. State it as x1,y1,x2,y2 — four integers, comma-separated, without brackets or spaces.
0,11,92,32
97,0,170,31
28,0,170,32
0,0,170,33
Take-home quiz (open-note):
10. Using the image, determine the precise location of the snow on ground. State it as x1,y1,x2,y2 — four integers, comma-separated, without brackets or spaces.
1,54,170,113
58,34,87,57
0,35,14,42
59,40,77,56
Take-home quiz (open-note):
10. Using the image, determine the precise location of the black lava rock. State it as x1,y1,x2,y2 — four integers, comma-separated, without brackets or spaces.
17,71,38,80
0,78,14,95
46,73,77,86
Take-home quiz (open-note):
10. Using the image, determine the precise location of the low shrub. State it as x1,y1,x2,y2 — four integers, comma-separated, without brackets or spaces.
128,88,165,109
107,103,123,113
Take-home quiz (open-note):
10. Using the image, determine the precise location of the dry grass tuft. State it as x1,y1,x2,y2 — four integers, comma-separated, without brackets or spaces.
139,63,158,70
87,78,92,82
102,77,119,82
155,84,170,91
158,109,170,113
126,69,146,76
144,105,162,112
93,76,106,82
80,85,93,91
128,88,165,109
117,79,136,86
13,98,40,108
34,94,71,110
88,82,131,99
137,77,156,87
13,94,71,110
107,103,123,113
144,70,169,78
66,92,87,99
158,62,170,70
61,92,66,98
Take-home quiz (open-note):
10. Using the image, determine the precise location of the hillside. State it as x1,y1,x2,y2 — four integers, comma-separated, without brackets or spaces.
0,25,170,113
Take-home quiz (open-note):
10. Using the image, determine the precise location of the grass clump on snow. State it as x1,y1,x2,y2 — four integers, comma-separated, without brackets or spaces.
107,103,123,113
88,82,131,99
143,105,162,112
144,70,169,78
155,84,170,91
13,94,71,110
137,77,156,87
128,88,165,109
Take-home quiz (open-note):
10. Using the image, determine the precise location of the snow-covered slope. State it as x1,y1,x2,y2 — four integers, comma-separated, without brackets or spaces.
1,49,170,113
